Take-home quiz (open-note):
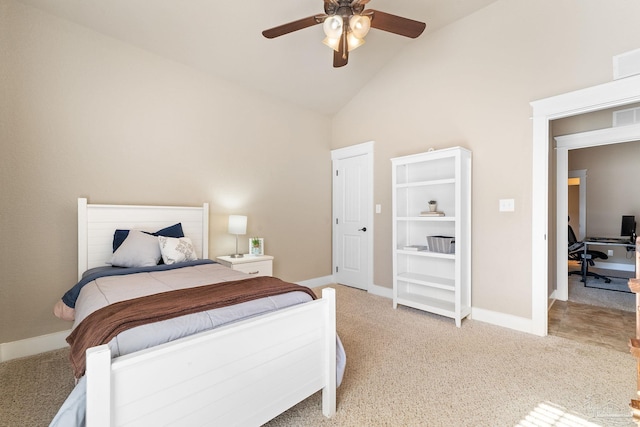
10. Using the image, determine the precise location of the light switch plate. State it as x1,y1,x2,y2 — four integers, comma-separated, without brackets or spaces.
499,199,515,212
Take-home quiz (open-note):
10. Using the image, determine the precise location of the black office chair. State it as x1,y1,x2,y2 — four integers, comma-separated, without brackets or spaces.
568,223,611,283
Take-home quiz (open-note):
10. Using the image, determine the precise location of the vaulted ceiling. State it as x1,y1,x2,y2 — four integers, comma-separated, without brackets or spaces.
16,0,498,115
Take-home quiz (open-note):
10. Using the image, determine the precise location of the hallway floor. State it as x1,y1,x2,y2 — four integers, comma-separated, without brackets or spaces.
548,299,636,353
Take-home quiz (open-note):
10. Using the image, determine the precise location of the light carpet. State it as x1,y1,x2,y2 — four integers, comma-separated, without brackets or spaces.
568,263,635,312
1,284,637,427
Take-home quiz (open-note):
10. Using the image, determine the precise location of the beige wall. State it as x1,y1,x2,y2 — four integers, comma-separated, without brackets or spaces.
0,1,332,343
331,0,640,319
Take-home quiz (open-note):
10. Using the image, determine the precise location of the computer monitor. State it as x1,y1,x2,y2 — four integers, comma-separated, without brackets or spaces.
621,215,636,239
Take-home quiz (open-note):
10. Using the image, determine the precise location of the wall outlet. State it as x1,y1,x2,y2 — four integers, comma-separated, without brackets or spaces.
607,249,614,256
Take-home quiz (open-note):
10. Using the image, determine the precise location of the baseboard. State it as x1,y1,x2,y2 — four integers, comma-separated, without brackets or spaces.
302,276,393,299
325,281,534,334
345,283,534,334
368,283,392,299
297,275,335,289
0,330,70,363
471,307,533,334
593,261,635,272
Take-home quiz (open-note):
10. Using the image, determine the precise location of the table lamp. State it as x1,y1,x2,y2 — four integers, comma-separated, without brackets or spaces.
228,215,247,258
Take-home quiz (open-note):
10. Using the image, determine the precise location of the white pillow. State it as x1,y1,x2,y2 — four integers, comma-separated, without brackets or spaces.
110,230,161,267
158,236,197,265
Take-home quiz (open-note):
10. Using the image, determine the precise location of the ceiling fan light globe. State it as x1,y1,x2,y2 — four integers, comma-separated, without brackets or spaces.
323,15,343,39
349,15,371,39
322,37,340,52
346,33,365,51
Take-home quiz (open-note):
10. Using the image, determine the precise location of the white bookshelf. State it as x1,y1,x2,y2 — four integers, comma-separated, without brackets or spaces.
391,147,471,327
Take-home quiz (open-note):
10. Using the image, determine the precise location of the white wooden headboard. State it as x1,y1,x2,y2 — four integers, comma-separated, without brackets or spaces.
78,198,209,280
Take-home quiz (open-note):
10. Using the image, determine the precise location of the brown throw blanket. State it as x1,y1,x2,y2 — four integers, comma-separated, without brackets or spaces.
67,276,317,378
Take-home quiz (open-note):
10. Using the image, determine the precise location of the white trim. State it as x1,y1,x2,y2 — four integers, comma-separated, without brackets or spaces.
368,283,393,299
556,168,587,302
531,73,640,337
471,307,533,334
0,330,70,362
331,141,375,292
555,148,569,302
555,123,640,149
297,275,335,289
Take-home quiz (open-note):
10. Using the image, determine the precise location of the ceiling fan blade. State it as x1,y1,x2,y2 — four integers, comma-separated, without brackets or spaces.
367,10,426,38
262,15,325,39
333,33,348,68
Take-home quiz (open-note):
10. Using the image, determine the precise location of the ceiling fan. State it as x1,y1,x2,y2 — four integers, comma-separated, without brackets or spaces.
262,0,426,68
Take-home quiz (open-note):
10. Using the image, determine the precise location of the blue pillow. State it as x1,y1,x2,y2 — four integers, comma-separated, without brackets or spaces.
112,223,185,252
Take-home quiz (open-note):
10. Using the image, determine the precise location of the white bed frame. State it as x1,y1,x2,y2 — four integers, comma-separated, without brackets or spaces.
77,198,337,426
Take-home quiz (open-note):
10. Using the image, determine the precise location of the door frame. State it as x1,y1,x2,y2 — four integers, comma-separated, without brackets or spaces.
554,164,587,302
531,73,640,336
554,126,640,302
331,141,374,291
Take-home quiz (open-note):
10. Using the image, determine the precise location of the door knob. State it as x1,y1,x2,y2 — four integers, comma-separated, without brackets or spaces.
358,227,367,232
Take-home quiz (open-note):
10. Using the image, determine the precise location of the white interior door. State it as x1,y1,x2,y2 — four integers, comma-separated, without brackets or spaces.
331,142,373,291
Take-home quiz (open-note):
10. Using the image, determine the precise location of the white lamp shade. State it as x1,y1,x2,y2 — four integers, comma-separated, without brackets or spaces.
228,215,247,235
346,33,365,51
349,15,371,39
322,36,340,52
323,15,343,39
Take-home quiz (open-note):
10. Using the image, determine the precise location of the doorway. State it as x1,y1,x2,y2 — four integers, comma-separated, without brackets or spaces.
531,75,640,336
554,126,640,304
331,141,374,291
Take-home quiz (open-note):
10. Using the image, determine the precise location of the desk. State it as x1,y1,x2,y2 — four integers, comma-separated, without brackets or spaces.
581,237,636,284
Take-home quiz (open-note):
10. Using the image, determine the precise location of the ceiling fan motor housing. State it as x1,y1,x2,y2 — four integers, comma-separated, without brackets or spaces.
324,0,365,18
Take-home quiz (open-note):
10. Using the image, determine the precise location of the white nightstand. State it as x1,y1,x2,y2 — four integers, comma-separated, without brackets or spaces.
215,255,274,277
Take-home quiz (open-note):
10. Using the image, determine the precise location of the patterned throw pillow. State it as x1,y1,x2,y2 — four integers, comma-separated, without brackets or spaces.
158,236,198,265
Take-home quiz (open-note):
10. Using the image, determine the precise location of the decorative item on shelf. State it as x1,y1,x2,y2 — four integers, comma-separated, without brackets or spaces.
228,215,247,258
420,210,445,217
426,235,455,254
249,237,264,256
403,245,428,251
428,200,437,212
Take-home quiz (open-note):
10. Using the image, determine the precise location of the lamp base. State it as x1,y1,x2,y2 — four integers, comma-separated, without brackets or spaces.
230,234,244,258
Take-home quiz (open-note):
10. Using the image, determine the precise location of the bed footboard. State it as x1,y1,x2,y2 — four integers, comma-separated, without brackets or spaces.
86,287,337,426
